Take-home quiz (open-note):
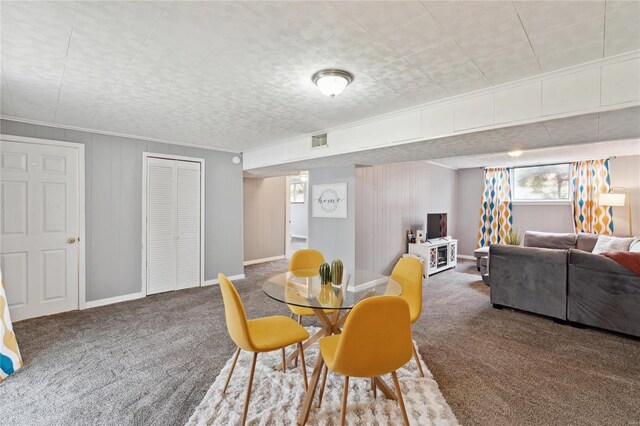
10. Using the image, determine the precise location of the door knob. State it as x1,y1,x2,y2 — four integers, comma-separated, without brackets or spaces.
67,237,77,244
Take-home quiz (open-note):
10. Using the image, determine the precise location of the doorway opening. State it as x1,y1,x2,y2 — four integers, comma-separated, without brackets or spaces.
287,172,308,256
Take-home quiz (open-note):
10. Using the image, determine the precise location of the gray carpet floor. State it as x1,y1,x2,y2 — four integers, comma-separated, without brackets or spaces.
1,260,639,426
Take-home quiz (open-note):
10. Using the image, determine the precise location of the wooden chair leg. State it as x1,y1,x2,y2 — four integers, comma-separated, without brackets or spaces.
371,377,377,398
412,343,425,378
298,315,302,325
340,376,350,426
290,312,294,319
282,348,287,373
317,364,329,408
391,371,410,426
242,353,258,426
298,342,308,390
222,347,241,394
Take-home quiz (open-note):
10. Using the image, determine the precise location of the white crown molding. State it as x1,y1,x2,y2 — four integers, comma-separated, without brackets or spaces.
245,50,640,154
0,115,243,154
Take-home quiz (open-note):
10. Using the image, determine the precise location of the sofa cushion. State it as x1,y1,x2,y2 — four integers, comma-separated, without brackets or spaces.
523,231,576,250
575,233,599,252
592,235,635,254
630,239,640,253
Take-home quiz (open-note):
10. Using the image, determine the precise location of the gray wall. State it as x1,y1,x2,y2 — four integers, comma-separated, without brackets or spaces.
455,168,484,257
610,155,640,236
1,119,244,302
454,155,640,256
243,176,286,262
308,166,356,271
356,161,458,275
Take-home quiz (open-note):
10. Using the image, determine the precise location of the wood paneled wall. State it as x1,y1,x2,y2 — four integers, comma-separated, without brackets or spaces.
243,177,286,262
355,161,457,275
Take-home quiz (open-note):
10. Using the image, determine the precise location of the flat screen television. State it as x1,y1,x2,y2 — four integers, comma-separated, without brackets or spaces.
426,213,447,239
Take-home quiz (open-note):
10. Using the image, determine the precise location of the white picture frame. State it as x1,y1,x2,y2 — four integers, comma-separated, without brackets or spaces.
312,183,348,218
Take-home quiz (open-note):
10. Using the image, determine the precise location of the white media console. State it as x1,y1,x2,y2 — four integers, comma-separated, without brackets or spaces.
408,238,458,276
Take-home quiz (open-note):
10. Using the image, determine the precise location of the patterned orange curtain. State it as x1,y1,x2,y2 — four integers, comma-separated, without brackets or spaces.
477,168,512,248
571,159,614,234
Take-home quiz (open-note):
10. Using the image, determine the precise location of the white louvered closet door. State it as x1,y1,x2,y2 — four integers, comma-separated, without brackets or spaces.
146,157,201,295
176,161,201,290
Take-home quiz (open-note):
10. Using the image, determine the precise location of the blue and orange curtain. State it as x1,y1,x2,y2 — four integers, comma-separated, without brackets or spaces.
477,168,512,248
571,159,614,234
1,273,22,381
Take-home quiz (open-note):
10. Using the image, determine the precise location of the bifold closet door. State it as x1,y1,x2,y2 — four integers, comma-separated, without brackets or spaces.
147,158,177,295
146,157,202,295
176,161,201,290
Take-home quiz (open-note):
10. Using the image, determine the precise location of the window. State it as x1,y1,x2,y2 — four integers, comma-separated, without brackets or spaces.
290,182,305,203
512,164,570,201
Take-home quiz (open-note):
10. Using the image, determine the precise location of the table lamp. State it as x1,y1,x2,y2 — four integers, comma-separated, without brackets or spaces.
598,187,632,236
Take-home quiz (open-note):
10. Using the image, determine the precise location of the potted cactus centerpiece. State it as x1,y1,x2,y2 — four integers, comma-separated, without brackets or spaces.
331,259,344,286
319,263,331,285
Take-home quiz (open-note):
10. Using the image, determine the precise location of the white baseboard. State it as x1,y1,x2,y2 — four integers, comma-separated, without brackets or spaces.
243,255,285,266
84,292,143,309
203,274,246,286
457,255,476,260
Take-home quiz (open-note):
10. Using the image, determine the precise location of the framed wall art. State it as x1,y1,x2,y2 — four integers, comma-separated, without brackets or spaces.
311,183,347,218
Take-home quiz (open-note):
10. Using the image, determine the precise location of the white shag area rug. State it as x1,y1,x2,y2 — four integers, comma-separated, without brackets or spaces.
187,328,459,426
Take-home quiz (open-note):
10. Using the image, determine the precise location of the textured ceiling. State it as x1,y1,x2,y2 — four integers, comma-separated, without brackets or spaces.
244,106,640,175
1,1,639,150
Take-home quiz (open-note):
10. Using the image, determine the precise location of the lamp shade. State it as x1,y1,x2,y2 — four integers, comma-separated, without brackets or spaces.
599,192,626,207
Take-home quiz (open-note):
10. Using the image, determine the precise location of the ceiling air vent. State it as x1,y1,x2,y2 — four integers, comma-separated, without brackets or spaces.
311,133,328,149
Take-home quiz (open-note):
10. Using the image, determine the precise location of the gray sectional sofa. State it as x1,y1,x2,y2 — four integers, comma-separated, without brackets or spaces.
489,232,640,338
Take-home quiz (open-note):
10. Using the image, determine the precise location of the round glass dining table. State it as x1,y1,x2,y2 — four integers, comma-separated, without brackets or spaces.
263,268,404,424
263,268,402,310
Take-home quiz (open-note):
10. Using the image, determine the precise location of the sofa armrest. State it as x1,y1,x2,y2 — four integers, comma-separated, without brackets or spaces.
489,245,568,320
569,249,636,275
567,250,640,337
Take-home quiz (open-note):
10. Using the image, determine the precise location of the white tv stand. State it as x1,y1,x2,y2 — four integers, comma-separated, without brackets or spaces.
408,238,457,276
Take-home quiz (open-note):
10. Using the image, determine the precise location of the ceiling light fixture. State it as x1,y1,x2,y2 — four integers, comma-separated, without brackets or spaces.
312,69,354,98
508,150,523,157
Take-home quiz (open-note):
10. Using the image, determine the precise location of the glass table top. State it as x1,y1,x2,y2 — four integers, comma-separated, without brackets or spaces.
263,268,402,310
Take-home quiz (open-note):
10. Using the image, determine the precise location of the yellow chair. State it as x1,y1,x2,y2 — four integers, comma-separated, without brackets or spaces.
218,273,310,426
391,257,425,377
288,249,326,323
318,296,413,425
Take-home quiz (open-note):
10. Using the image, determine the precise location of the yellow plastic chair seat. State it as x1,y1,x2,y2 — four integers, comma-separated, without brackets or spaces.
247,316,310,352
289,305,317,317
318,334,340,370
391,257,423,325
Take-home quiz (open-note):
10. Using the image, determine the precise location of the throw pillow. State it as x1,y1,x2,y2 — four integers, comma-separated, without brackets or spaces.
592,235,636,254
630,239,640,253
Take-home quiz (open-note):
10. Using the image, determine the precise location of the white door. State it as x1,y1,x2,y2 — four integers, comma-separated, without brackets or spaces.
176,161,201,290
146,157,201,295
146,158,177,295
1,140,80,321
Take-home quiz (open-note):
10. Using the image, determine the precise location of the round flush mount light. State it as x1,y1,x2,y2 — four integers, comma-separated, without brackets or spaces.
508,150,523,157
312,69,354,98
232,155,241,164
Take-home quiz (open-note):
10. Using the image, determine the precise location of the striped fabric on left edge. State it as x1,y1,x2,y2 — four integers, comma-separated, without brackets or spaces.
1,272,23,381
